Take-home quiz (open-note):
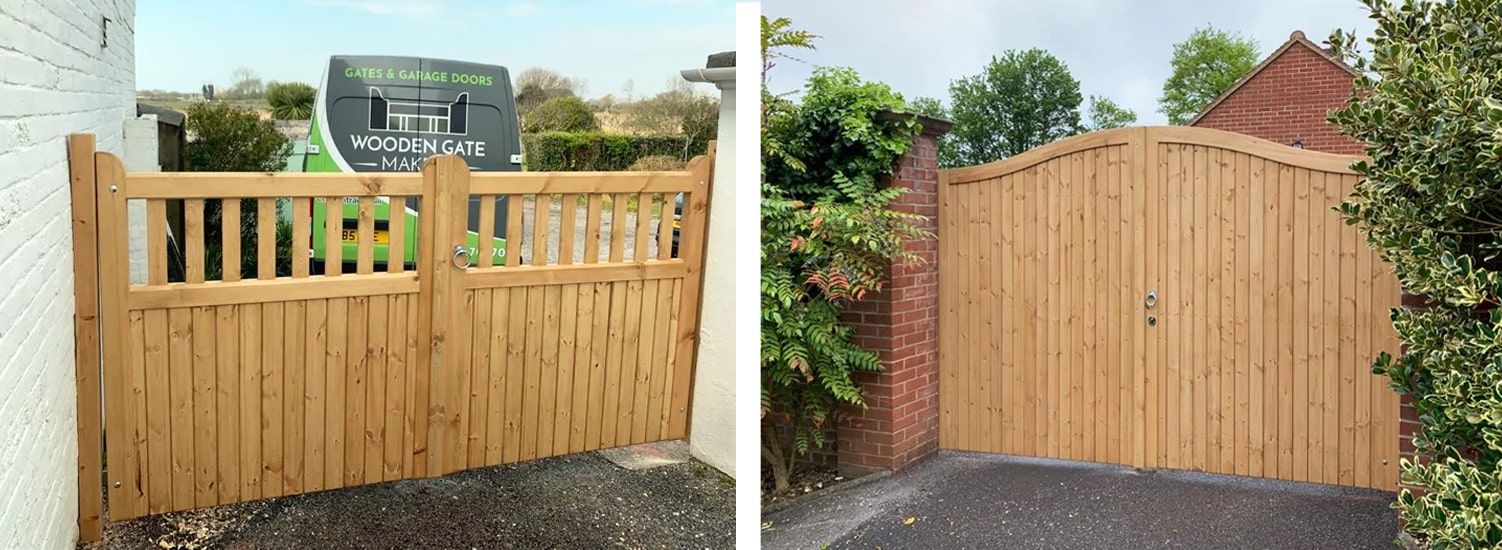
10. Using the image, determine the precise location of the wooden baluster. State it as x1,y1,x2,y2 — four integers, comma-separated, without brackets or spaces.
504,195,523,268
185,199,205,283
324,197,343,276
559,194,577,265
584,195,603,264
357,196,375,274
477,194,496,268
222,200,241,282
532,194,551,266
292,198,311,278
656,193,673,261
147,199,168,284
388,197,407,273
608,194,627,263
632,192,651,263
257,198,275,279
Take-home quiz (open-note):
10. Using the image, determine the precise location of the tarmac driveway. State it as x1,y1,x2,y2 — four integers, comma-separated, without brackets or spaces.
762,451,1399,549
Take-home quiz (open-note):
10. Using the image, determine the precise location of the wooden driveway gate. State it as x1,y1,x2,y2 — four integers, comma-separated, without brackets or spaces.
937,126,1401,490
69,135,712,526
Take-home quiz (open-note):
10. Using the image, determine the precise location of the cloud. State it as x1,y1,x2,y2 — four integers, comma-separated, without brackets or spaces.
307,0,444,17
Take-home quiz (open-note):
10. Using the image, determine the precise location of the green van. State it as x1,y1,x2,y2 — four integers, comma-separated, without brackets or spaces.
304,55,522,271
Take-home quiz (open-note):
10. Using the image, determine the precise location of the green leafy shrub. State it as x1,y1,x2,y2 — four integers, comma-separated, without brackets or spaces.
184,102,292,280
761,15,926,492
185,102,289,172
1329,0,1502,546
266,81,316,120
522,132,691,171
522,96,598,133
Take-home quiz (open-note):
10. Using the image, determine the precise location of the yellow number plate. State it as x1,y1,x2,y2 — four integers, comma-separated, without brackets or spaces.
341,229,390,244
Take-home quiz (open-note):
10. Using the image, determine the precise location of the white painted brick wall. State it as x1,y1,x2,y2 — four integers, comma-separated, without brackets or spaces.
0,1,135,547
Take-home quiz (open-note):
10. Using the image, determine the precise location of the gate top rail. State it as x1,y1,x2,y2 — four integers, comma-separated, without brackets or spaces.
942,125,1363,186
123,170,703,199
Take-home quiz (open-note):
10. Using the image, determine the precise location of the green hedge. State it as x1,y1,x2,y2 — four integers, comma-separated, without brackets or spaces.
522,131,704,172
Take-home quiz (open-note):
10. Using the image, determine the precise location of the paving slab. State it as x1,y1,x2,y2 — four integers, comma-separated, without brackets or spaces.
762,451,1398,549
598,440,694,470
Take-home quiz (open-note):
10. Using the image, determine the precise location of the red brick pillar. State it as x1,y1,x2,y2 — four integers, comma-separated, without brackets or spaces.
1397,290,1423,492
837,115,952,476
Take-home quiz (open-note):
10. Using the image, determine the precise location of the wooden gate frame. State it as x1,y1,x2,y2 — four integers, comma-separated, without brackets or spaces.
68,135,714,541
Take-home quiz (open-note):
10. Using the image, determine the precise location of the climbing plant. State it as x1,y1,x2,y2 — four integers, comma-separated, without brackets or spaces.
1329,0,1502,546
761,16,925,492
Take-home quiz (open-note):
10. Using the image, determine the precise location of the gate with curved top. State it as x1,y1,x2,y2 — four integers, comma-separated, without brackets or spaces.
937,126,1400,490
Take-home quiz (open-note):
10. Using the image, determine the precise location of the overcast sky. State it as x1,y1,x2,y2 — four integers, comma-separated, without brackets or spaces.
761,0,1376,125
137,0,734,97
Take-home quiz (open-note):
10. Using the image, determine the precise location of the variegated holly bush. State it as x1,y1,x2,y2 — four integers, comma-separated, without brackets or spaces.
1329,0,1502,545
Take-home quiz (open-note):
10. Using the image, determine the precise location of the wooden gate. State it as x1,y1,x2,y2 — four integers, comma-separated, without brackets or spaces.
70,135,712,527
937,126,1401,490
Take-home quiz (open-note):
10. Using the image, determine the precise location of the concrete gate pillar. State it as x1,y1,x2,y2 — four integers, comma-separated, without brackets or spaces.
681,52,736,477
837,115,952,476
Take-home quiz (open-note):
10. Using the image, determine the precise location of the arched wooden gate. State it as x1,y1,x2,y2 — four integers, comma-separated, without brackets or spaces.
937,126,1400,490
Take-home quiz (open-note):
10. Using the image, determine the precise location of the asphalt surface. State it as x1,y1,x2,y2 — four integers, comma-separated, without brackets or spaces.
762,451,1399,549
93,451,733,549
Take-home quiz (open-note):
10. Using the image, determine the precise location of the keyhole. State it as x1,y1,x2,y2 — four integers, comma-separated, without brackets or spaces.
1147,315,1157,327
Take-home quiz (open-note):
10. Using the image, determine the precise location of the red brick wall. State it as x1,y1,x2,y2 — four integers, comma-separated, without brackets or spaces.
836,116,950,476
1192,41,1363,155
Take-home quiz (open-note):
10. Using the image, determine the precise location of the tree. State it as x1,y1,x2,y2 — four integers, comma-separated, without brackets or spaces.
265,81,316,120
1084,95,1137,131
522,96,598,133
1158,27,1259,124
226,66,265,99
1329,1,1502,546
907,96,961,168
761,16,926,493
514,67,584,115
622,79,719,157
761,15,817,91
945,49,1083,166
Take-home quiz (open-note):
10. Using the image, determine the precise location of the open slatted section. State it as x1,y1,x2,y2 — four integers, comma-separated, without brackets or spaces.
936,126,1401,491
84,147,714,522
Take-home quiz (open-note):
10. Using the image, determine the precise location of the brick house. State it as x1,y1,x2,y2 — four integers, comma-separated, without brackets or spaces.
1189,30,1362,155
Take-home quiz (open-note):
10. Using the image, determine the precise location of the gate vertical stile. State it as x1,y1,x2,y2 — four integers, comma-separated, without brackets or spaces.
668,145,714,439
94,152,142,519
419,155,470,477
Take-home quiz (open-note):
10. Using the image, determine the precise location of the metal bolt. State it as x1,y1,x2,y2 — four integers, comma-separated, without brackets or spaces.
112,481,121,488
109,185,118,193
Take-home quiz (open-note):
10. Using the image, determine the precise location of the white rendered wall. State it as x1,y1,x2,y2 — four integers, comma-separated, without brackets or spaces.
0,1,136,546
684,71,735,477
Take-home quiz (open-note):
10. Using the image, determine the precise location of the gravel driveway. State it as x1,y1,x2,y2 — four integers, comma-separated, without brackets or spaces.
89,451,732,549
517,196,668,265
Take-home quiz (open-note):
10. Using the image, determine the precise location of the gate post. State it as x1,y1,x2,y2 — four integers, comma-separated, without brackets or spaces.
837,115,952,476
68,134,104,543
